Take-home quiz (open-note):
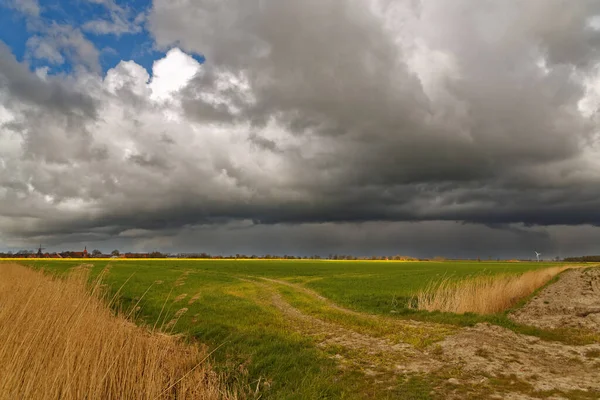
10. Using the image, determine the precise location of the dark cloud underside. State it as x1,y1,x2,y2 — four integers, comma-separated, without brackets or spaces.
2,0,600,255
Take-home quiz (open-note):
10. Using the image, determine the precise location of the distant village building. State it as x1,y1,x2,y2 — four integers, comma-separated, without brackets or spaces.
56,247,90,258
68,247,89,258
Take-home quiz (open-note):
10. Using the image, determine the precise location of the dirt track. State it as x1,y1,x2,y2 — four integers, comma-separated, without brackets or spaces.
511,267,600,332
246,269,600,399
438,323,600,395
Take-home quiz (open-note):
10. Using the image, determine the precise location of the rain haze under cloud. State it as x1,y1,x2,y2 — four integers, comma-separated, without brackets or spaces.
2,0,600,258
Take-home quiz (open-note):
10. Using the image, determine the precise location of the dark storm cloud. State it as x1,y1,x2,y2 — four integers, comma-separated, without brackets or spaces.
143,0,600,228
0,42,97,118
38,221,597,261
3,1,600,255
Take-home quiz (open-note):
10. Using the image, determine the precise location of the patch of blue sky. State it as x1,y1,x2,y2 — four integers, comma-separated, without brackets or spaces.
0,0,203,76
41,0,155,72
0,7,29,62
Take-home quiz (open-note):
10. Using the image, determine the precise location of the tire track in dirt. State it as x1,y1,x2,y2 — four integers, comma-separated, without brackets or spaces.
240,278,442,379
269,283,442,376
241,276,600,399
259,277,440,330
259,277,362,316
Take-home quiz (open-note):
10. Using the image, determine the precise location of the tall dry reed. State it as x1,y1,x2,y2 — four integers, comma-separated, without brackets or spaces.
0,263,234,400
413,266,575,314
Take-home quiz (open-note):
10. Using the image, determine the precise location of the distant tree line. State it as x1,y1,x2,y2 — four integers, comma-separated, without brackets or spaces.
174,254,419,260
0,250,420,260
563,255,600,262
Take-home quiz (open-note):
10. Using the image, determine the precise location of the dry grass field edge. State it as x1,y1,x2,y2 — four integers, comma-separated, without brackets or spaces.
413,265,585,314
0,263,234,400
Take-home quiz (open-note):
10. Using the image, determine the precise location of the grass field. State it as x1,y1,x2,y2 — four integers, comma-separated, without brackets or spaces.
7,259,588,399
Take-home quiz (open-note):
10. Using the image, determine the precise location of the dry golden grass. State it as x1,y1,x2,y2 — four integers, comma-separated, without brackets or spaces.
0,263,234,400
414,266,578,314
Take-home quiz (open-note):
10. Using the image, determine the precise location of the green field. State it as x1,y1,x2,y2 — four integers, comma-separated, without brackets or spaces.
11,259,575,399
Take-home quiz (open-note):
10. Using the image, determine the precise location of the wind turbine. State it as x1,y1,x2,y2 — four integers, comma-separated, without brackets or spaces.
534,251,541,262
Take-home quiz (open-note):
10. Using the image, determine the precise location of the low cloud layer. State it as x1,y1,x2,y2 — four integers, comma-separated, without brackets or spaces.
2,0,600,256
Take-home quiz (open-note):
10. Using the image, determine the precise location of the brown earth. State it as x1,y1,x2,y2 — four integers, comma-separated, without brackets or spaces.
247,272,600,399
438,323,600,394
511,267,600,332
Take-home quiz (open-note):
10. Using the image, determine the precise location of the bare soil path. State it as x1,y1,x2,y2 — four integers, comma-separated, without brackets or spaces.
243,271,600,399
269,286,442,377
511,267,600,332
241,278,443,377
438,323,600,395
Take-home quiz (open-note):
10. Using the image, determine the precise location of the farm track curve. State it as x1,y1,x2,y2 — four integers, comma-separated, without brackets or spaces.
240,273,600,399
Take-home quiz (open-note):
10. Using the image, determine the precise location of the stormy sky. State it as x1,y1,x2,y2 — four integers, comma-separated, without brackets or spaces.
2,0,600,258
